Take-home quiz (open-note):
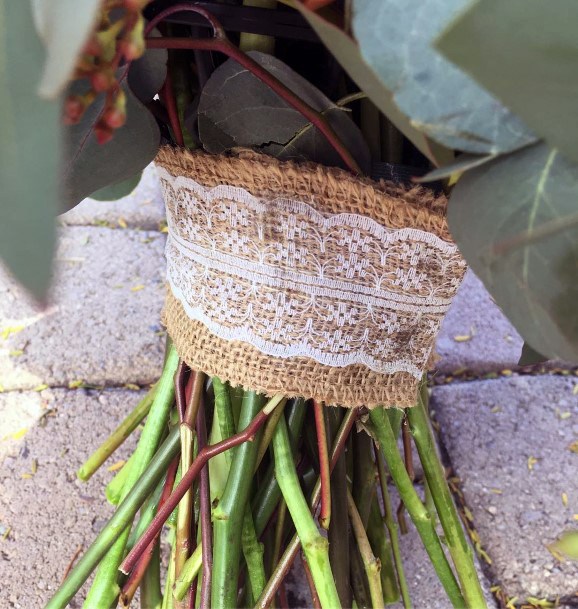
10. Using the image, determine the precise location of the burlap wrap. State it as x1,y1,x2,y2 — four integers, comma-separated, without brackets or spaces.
157,146,467,408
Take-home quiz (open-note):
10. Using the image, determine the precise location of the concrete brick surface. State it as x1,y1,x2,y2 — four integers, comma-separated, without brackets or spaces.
435,271,523,375
0,388,142,609
0,226,166,391
432,375,578,600
59,164,165,231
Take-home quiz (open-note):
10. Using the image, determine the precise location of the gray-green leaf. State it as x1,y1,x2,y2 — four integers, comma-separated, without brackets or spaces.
448,143,578,362
0,0,61,300
127,28,167,104
352,0,537,155
518,342,549,367
31,0,101,99
293,2,451,167
61,80,160,211
436,0,578,166
197,51,370,173
89,173,142,202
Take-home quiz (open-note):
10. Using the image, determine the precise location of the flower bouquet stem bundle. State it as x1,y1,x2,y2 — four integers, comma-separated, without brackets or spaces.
40,2,489,609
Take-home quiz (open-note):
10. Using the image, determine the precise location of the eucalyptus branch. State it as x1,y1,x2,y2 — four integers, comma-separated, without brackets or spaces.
313,400,331,529
255,409,358,608
121,394,284,575
145,29,362,173
77,384,157,481
196,398,212,609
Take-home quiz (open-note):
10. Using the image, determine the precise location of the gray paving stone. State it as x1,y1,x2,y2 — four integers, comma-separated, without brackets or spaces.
435,270,523,375
0,388,142,609
59,163,166,230
0,226,166,391
432,375,578,600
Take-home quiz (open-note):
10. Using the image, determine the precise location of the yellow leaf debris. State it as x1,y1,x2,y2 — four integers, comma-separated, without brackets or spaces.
68,380,85,389
124,383,140,391
489,488,503,495
562,493,569,507
9,349,24,357
1,325,25,340
573,384,578,395
568,440,578,454
490,405,502,414
118,217,128,228
33,384,49,392
130,285,145,292
527,456,539,471
107,460,126,472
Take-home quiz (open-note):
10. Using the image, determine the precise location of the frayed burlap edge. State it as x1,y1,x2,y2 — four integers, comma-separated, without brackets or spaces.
155,146,453,242
164,290,420,409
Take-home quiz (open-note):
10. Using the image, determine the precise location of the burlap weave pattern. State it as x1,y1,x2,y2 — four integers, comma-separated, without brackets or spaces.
157,146,467,408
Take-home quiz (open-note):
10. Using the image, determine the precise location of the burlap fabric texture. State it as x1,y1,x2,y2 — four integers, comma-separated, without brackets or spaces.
157,146,467,408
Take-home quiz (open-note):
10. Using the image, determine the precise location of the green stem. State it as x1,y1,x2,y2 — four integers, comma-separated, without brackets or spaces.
369,408,465,609
406,397,486,609
174,545,202,602
45,426,181,609
326,408,351,608
211,391,265,608
347,489,384,609
78,385,156,481
83,346,179,609
213,377,235,466
375,451,411,609
353,430,376,527
242,508,267,602
272,416,340,609
367,497,399,605
140,541,162,609
107,451,137,505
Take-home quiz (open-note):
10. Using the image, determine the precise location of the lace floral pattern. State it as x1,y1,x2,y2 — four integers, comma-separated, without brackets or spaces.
158,167,466,379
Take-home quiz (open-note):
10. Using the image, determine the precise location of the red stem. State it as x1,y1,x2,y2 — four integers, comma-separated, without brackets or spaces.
120,409,269,575
175,359,189,424
301,553,322,609
119,455,180,605
146,35,362,174
313,400,331,530
196,401,212,609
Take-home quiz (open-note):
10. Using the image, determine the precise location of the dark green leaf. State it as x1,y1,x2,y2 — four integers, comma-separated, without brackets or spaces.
31,0,101,98
293,2,451,167
416,153,497,183
127,28,167,103
436,0,578,165
198,51,370,173
0,0,61,300
518,342,549,367
89,173,142,201
61,81,160,211
448,143,578,362
351,0,537,155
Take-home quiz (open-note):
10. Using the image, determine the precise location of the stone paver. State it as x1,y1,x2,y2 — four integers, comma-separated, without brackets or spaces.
59,164,165,230
435,270,523,375
0,226,166,392
432,375,578,600
0,388,142,609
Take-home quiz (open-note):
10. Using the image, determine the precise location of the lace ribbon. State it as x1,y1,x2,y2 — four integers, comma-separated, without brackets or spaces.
158,167,466,379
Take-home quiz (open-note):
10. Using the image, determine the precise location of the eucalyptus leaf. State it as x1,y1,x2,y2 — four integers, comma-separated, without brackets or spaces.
448,143,578,362
127,27,167,103
351,0,537,155
89,173,142,202
61,81,160,211
293,2,450,167
518,342,549,367
198,51,370,173
0,0,61,300
416,153,497,183
31,0,101,99
549,530,578,561
436,0,578,165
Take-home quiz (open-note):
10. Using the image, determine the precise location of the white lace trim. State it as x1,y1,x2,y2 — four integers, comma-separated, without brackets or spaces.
158,167,465,377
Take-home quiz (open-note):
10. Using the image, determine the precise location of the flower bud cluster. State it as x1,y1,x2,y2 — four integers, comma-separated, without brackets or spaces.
64,0,150,144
